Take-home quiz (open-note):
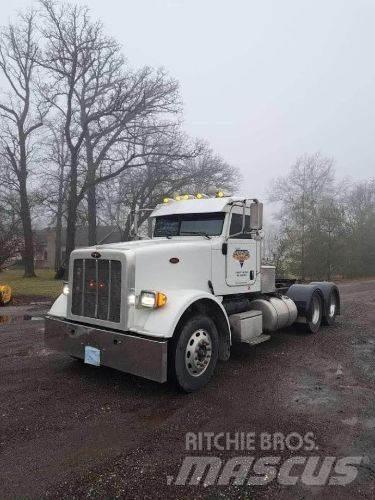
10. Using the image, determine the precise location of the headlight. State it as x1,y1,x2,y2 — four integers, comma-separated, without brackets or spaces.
62,282,70,295
128,289,136,306
139,290,167,308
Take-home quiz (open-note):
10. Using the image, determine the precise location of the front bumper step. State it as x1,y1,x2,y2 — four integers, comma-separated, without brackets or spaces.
45,316,168,383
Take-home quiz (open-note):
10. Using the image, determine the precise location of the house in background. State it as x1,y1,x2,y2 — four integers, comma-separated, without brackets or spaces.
34,226,123,269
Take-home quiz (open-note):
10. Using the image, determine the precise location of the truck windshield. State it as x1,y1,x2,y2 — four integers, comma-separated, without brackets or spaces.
154,212,225,237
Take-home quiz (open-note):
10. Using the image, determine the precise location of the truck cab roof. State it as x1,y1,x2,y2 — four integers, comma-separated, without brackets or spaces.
150,196,251,217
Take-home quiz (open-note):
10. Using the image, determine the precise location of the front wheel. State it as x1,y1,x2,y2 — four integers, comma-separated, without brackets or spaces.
170,314,219,393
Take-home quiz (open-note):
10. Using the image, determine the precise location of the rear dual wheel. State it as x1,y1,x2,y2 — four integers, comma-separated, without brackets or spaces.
322,290,339,326
304,291,323,333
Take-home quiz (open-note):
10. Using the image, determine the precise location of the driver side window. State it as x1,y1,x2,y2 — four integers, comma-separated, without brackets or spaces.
229,213,251,239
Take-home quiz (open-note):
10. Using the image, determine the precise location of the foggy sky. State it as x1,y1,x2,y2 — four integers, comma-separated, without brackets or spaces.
2,0,375,204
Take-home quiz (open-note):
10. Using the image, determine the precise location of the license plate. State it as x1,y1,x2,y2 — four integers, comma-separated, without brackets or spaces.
84,346,101,366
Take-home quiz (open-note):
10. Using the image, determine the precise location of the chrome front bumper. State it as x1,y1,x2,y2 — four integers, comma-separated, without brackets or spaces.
45,316,168,383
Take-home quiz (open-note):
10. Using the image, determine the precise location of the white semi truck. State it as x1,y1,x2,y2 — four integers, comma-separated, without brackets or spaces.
45,193,340,392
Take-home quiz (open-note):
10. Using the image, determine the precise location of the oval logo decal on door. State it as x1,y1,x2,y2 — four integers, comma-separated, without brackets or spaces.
169,257,180,264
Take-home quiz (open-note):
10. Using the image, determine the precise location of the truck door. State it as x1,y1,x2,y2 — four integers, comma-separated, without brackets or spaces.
226,212,257,287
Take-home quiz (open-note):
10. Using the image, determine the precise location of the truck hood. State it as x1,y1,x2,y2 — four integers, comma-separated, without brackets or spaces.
74,237,216,254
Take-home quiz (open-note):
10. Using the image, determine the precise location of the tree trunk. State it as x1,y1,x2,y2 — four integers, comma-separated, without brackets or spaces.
327,229,332,281
121,214,132,242
85,135,97,246
63,153,78,279
18,129,36,278
54,216,63,271
19,176,36,277
300,169,306,282
87,183,97,246
54,161,65,271
65,206,77,260
301,233,305,281
64,201,77,280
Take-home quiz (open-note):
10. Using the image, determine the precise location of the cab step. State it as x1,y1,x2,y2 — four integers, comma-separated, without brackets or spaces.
246,334,271,345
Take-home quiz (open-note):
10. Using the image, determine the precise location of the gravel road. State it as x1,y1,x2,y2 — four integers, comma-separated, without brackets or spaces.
0,280,374,499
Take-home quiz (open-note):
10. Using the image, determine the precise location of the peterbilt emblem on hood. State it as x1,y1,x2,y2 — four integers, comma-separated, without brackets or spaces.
91,251,101,259
233,249,250,268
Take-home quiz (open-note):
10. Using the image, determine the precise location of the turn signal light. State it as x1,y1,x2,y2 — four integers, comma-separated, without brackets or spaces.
156,292,167,308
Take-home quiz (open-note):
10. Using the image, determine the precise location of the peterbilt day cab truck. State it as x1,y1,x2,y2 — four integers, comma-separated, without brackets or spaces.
45,194,340,392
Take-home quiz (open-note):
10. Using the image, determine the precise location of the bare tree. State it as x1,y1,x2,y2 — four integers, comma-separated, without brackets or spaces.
308,195,347,280
39,0,101,265
262,223,288,275
0,186,23,271
0,11,46,277
78,65,181,245
38,120,70,270
39,0,182,267
344,179,375,277
99,142,239,240
269,153,335,280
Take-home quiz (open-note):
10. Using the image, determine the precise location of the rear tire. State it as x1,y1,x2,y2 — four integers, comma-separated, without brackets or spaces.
322,290,338,326
304,291,323,333
169,314,219,393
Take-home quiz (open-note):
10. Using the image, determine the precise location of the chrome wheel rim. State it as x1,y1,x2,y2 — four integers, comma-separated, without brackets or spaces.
185,329,212,377
311,296,320,324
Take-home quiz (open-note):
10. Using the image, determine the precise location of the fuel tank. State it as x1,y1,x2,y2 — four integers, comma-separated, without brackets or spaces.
248,295,297,332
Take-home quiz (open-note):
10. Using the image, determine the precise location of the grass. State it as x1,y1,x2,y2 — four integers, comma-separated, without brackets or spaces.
0,267,63,299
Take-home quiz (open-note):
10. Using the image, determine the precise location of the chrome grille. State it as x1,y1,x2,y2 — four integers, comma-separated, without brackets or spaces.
71,258,122,322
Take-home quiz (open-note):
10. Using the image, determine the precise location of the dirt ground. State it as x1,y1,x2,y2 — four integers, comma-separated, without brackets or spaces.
0,280,374,499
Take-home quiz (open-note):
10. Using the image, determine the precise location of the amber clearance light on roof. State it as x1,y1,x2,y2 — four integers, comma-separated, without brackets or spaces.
173,194,195,201
163,191,230,203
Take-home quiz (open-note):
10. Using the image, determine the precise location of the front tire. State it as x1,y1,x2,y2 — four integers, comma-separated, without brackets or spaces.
170,314,219,393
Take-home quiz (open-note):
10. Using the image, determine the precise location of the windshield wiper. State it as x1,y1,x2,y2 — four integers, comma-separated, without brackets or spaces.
180,231,211,239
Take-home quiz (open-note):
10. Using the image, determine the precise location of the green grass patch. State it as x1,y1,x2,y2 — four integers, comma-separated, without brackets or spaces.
0,268,63,299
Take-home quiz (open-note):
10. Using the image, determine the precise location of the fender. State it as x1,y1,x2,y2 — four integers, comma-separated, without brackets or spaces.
132,289,231,342
50,289,231,340
286,284,325,321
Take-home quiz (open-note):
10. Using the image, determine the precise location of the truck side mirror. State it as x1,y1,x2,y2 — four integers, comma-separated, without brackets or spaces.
250,202,263,230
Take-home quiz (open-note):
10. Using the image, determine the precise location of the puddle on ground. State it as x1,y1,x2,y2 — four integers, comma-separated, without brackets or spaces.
0,314,44,325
